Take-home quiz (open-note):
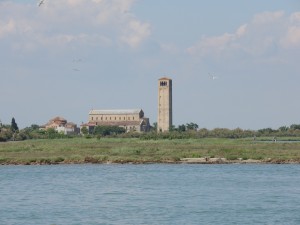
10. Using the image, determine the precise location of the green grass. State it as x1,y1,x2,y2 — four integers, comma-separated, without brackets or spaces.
0,137,300,164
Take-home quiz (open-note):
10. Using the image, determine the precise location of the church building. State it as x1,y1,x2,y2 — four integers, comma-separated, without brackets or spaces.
81,109,150,133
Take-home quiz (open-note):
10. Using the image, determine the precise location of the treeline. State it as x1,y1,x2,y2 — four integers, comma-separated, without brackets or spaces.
2,118,300,142
0,119,126,142
82,126,126,138
102,123,300,139
139,127,300,140
0,124,69,142
125,124,300,139
0,119,74,142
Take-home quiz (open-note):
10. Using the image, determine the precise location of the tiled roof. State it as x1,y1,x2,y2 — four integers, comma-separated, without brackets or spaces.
51,116,67,122
89,109,142,115
158,77,172,80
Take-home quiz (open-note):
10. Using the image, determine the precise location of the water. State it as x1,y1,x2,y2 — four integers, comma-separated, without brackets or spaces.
1,164,300,225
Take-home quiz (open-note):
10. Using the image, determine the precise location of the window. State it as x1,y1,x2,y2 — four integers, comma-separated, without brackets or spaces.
96,117,98,120
110,117,111,120
133,117,134,120
101,117,103,120
124,117,125,120
92,117,93,120
115,117,116,120
160,81,168,86
105,117,107,120
119,117,121,120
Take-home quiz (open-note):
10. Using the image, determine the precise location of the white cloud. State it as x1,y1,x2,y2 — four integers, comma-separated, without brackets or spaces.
280,12,300,48
236,24,247,37
0,0,150,50
186,27,243,57
281,26,300,48
120,20,151,48
187,11,300,59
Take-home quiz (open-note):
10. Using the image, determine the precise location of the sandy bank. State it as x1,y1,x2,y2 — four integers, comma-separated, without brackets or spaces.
180,157,300,164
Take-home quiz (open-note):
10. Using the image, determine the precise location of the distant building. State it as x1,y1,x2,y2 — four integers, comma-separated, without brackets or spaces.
41,116,78,135
157,77,172,132
81,109,150,133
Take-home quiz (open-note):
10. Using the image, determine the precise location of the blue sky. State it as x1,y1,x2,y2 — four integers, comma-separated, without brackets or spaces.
1,0,300,129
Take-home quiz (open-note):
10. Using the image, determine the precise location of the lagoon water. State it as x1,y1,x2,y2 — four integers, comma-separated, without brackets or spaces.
1,164,300,225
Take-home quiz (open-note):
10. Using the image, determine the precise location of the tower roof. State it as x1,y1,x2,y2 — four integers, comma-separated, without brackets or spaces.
158,77,172,81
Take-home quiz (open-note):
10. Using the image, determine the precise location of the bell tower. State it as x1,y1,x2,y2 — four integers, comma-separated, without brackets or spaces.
157,77,172,132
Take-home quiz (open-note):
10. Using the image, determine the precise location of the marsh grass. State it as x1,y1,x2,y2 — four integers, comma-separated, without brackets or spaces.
1,137,300,164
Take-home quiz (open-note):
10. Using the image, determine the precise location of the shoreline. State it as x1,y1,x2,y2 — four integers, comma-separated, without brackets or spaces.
1,158,300,166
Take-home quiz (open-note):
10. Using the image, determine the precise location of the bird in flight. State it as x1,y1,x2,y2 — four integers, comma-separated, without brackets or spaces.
209,73,218,80
38,0,45,7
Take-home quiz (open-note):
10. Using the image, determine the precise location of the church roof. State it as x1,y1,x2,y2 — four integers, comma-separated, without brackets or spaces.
89,109,143,115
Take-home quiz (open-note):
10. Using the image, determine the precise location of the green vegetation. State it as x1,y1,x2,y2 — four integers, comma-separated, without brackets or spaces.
2,119,300,142
11,117,19,132
93,126,125,136
0,121,72,142
1,119,300,164
1,137,300,165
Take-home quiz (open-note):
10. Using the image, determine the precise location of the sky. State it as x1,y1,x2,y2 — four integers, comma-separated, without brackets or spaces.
1,0,300,130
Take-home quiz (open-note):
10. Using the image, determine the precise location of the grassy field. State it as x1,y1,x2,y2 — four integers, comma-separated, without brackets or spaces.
1,137,300,164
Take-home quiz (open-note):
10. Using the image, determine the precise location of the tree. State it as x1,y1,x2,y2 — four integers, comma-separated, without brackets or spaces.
11,117,19,132
30,124,40,130
152,122,157,131
81,126,88,135
169,125,176,132
46,128,57,139
290,124,300,130
93,126,125,136
279,126,289,132
258,128,275,135
178,124,186,132
186,122,199,131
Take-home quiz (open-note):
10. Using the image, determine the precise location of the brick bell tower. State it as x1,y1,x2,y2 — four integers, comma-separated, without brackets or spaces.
157,77,172,132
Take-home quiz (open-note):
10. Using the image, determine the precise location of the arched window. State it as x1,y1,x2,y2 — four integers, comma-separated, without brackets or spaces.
160,81,168,86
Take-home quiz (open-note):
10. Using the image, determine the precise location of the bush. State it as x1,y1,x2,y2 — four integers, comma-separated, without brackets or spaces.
0,129,13,142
